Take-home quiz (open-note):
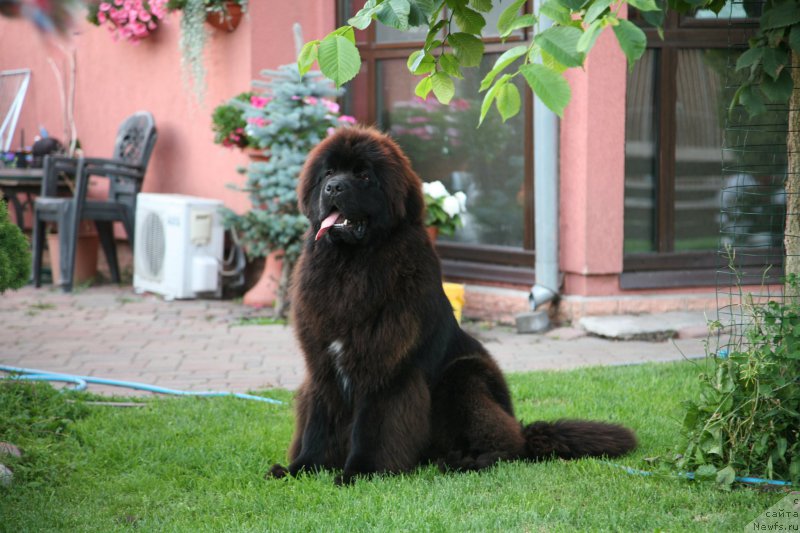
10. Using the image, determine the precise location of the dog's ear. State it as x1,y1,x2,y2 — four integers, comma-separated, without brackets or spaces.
404,173,425,225
297,148,324,219
374,130,425,225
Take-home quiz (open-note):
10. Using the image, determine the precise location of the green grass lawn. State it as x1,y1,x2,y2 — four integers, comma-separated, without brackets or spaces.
0,361,785,532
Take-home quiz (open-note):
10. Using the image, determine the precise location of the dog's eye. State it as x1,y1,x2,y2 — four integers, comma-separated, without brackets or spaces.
356,171,369,181
324,169,334,177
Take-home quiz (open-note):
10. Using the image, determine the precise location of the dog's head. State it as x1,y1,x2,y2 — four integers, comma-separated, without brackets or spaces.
298,126,424,245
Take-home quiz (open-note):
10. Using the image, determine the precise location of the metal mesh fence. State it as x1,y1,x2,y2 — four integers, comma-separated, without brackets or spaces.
715,0,798,354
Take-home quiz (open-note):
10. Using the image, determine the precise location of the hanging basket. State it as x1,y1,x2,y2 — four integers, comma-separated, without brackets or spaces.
205,2,243,32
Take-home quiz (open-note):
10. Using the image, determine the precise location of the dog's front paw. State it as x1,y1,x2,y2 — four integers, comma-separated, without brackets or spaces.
333,471,357,486
266,463,289,479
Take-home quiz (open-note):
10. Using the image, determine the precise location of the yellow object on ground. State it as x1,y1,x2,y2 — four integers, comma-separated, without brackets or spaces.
443,282,465,324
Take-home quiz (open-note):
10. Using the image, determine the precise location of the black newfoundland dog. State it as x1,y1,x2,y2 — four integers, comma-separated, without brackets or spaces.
268,126,636,485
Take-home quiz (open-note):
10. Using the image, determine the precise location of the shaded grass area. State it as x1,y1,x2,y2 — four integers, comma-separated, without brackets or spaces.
0,361,781,531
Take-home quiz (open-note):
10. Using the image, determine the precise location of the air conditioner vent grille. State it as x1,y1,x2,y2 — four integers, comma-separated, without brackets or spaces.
140,211,165,280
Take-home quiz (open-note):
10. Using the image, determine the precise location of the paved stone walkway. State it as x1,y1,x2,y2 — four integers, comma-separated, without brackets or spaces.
1,285,708,396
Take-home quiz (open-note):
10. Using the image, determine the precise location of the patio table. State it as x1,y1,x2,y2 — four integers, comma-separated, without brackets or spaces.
0,167,67,231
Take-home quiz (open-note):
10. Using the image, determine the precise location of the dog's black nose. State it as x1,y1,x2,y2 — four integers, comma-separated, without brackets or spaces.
324,176,349,197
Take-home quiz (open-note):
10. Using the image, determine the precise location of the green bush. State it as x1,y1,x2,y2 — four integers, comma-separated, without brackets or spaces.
677,279,800,487
211,91,254,149
0,199,30,293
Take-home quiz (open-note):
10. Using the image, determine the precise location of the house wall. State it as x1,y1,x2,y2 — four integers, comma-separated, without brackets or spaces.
0,4,334,214
0,3,717,319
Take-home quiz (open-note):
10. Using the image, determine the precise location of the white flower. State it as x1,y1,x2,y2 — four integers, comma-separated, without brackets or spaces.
442,195,461,218
423,180,448,199
454,191,467,212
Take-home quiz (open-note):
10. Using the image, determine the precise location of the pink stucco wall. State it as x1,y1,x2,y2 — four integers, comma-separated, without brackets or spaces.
0,5,334,213
2,4,717,308
560,24,628,296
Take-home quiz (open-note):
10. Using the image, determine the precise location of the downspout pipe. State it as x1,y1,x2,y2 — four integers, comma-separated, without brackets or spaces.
529,1,560,312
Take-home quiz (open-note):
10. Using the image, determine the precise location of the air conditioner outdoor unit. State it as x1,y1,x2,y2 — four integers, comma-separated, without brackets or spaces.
133,193,224,300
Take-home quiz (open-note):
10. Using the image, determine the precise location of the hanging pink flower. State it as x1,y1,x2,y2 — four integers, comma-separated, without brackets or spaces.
250,96,271,109
322,100,340,113
338,115,357,124
90,0,168,44
247,117,269,128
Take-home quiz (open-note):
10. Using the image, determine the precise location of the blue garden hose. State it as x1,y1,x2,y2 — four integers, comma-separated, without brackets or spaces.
0,365,284,405
602,461,793,487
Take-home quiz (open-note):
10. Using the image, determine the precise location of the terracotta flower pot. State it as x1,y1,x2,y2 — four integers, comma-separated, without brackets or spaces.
244,147,270,162
243,250,283,308
426,226,439,242
206,2,243,32
46,233,99,286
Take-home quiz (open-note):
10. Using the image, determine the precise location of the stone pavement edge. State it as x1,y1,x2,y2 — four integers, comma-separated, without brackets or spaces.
1,286,709,396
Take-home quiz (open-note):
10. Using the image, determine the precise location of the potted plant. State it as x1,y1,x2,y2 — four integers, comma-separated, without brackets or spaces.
422,180,467,241
221,63,355,317
211,92,256,150
166,0,248,102
86,0,169,44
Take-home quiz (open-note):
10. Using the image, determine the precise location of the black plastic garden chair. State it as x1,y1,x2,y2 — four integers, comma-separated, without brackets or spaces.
31,111,157,291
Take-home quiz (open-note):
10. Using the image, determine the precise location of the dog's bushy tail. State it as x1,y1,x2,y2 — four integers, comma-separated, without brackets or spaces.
522,420,637,460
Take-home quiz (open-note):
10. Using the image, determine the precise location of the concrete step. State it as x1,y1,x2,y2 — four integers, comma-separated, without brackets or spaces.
578,311,711,341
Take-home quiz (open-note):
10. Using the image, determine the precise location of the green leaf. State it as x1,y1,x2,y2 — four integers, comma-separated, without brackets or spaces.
318,34,362,87
431,71,455,104
479,44,529,91
541,50,568,73
497,0,526,36
454,6,487,34
715,465,736,487
612,18,647,66
408,50,435,74
425,19,446,47
440,53,464,78
415,75,433,99
695,464,717,480
408,0,433,26
739,84,767,116
790,25,800,55
627,0,660,12
297,40,319,76
536,26,585,68
408,50,425,71
577,19,604,54
761,47,789,81
331,25,357,43
520,63,572,117
448,32,485,67
501,13,537,38
480,74,510,125
376,0,412,30
540,0,573,25
761,67,793,103
469,0,492,12
496,82,521,122
584,0,613,25
735,47,763,71
413,0,437,15
640,0,666,28
760,1,800,31
348,13,373,30
560,0,589,10
348,0,380,29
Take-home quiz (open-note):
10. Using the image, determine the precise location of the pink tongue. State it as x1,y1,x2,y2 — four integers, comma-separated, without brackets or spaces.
315,211,341,241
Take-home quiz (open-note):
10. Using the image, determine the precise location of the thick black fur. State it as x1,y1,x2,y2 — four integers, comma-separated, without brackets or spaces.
268,126,636,485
